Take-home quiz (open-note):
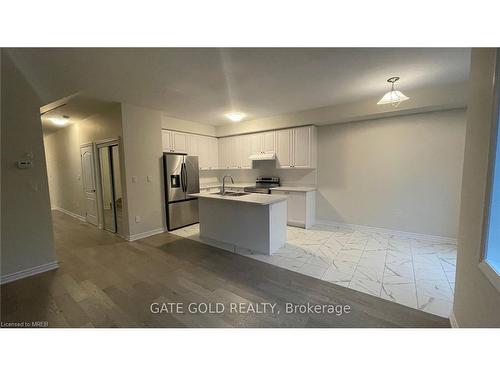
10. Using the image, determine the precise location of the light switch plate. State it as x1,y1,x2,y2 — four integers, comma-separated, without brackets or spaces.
147,175,152,182
132,176,138,183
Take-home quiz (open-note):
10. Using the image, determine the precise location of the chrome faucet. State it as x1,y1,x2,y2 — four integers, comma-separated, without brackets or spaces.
222,175,234,195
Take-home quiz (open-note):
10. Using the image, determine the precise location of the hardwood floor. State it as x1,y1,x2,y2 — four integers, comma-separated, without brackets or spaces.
0,211,450,327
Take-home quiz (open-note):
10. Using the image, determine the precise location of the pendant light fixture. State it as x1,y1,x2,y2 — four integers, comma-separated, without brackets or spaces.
377,77,409,107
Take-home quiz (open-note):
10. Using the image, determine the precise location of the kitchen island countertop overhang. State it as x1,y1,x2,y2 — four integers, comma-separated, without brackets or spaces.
189,192,287,205
189,192,288,255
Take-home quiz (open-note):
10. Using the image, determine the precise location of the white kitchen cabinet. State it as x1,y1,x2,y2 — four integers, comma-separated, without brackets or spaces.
218,137,231,169
163,130,218,170
162,130,174,152
238,135,252,169
197,136,208,169
276,126,316,169
162,130,192,154
228,137,239,168
276,128,293,168
187,135,198,156
271,189,316,228
208,137,219,169
197,135,218,170
163,126,316,171
249,133,262,155
219,135,251,169
250,131,276,155
171,132,189,153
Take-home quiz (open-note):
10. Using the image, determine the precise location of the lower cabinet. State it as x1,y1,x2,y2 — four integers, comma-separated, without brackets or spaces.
270,190,316,229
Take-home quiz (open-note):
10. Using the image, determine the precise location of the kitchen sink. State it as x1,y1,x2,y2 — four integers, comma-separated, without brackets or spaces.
210,192,249,197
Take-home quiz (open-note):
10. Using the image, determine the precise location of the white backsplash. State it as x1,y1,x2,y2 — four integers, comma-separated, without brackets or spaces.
200,161,317,187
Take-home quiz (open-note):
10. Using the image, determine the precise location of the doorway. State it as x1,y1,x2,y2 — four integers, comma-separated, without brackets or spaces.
97,142,123,234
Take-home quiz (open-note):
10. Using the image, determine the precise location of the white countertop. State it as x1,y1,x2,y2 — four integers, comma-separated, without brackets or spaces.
190,192,287,205
270,186,317,192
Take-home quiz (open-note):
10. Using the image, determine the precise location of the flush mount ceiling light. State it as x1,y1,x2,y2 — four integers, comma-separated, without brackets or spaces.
225,112,246,122
377,77,409,107
50,115,70,126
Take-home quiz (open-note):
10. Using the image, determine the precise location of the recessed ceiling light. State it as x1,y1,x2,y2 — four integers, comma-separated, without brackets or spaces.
50,115,70,126
377,77,409,107
225,112,246,122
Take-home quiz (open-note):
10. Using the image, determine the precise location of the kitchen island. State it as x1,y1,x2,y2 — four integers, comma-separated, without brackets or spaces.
189,192,288,255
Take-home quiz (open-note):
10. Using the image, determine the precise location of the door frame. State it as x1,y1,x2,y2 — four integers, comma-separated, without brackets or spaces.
95,138,121,233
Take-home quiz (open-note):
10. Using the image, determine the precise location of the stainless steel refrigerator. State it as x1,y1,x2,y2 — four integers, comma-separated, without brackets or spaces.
163,153,200,231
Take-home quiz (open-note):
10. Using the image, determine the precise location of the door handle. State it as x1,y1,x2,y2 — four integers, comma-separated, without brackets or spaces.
183,163,188,192
180,163,187,192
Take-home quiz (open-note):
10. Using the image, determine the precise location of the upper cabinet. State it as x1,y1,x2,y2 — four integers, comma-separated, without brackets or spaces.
250,131,276,155
276,126,316,169
220,135,251,169
218,137,231,169
162,130,173,152
197,135,218,170
164,125,316,171
162,130,189,153
172,132,189,153
162,129,218,170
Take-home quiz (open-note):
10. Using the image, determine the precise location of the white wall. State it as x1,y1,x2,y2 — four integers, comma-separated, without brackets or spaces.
1,51,57,279
316,109,466,238
453,49,500,327
121,104,165,236
162,115,216,136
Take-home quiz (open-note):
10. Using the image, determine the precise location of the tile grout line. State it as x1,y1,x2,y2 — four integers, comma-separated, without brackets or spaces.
347,231,368,291
437,254,455,296
379,236,390,299
409,239,420,310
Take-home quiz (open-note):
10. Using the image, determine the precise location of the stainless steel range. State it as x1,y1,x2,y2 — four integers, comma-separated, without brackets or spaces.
244,177,280,194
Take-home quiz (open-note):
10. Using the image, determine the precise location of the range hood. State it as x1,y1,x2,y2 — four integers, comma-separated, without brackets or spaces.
248,152,276,161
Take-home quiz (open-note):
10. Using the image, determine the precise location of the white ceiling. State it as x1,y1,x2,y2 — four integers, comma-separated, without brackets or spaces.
40,96,113,133
9,48,470,126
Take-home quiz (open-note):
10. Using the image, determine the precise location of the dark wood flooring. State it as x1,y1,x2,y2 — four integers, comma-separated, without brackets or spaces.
0,211,450,328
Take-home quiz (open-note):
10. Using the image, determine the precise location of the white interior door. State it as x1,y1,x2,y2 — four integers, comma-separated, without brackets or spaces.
80,145,98,226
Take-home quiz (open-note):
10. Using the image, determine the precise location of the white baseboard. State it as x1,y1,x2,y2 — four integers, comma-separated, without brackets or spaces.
52,207,85,222
125,227,166,241
1,261,60,285
315,219,457,244
449,311,459,328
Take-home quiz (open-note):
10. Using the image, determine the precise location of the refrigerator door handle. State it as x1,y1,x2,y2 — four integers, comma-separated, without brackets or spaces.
184,163,189,192
180,162,187,192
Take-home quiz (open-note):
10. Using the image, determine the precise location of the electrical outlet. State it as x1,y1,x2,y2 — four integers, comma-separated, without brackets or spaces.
135,215,142,223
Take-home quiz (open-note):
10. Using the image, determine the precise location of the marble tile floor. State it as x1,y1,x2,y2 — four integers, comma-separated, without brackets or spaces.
171,223,457,318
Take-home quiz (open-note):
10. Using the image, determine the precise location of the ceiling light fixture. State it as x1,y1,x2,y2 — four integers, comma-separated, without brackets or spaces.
225,112,246,122
50,115,70,126
377,77,409,107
